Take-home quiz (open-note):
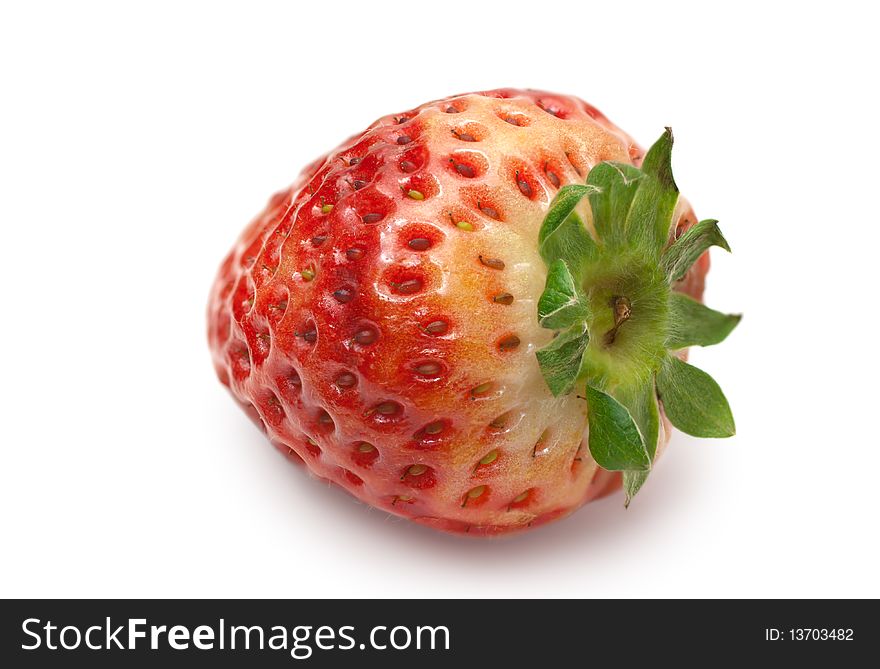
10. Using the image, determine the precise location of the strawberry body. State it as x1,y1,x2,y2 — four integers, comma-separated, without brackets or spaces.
208,89,711,535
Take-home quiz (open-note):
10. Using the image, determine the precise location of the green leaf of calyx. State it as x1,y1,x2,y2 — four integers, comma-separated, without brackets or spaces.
656,355,735,437
666,292,741,349
586,161,643,250
585,385,651,472
615,380,661,461
537,259,590,330
535,324,590,396
662,219,731,283
626,128,680,256
538,185,599,277
623,471,648,506
615,381,661,505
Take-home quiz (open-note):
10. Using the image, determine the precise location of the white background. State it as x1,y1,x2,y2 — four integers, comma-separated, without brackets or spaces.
2,1,878,598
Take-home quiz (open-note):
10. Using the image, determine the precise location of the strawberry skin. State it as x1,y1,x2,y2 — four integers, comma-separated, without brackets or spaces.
208,89,710,535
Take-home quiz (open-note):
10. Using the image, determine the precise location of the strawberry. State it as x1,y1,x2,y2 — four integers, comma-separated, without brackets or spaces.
208,89,738,535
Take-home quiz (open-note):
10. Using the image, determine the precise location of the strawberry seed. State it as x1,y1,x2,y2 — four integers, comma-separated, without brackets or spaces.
479,255,505,270
408,237,431,251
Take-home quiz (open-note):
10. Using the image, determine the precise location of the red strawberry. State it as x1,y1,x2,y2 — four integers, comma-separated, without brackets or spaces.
208,89,737,535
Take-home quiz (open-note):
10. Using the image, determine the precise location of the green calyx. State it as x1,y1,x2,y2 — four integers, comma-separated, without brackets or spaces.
535,129,740,505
